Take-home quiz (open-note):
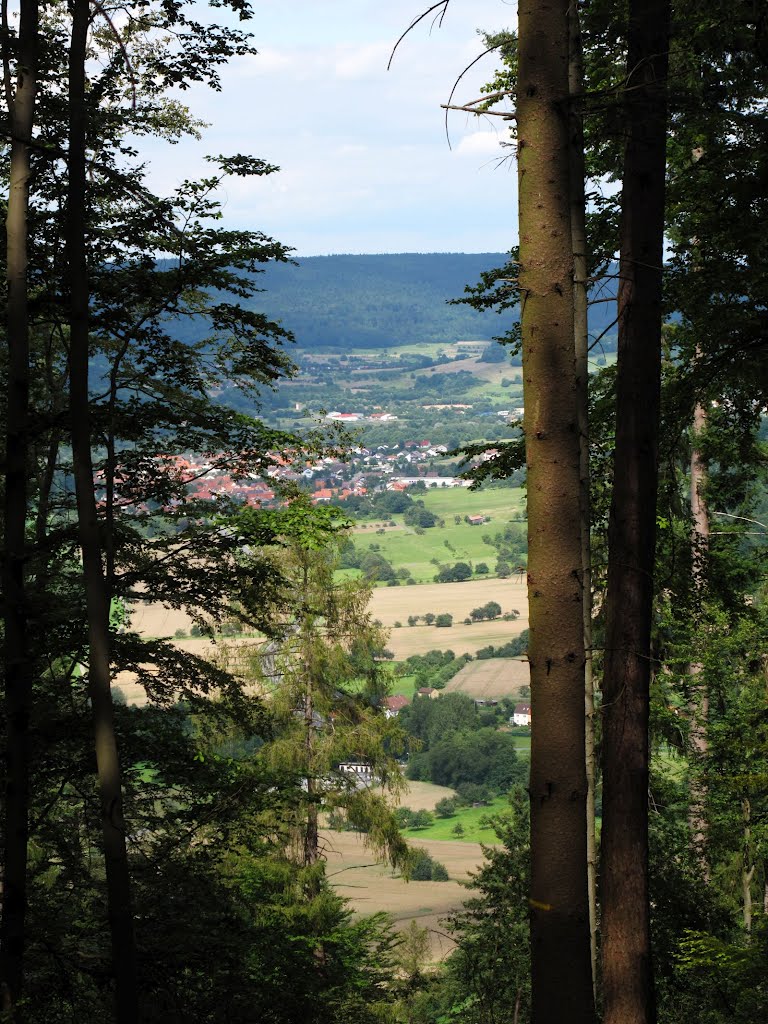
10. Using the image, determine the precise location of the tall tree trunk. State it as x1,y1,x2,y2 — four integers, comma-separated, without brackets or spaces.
303,670,319,868
568,0,597,994
1,0,39,1011
688,395,709,870
600,2,670,1022
742,797,754,935
517,2,595,1021
66,3,139,1019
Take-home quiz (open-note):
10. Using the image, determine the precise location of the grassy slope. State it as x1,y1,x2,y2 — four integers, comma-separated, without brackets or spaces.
402,795,511,844
354,486,526,583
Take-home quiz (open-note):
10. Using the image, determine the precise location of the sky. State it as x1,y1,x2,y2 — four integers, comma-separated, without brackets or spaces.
142,0,519,256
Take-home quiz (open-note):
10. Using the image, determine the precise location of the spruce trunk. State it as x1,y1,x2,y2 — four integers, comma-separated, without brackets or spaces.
66,2,139,1018
568,1,597,993
600,2,670,1022
688,396,709,869
1,0,39,1010
517,3,595,1021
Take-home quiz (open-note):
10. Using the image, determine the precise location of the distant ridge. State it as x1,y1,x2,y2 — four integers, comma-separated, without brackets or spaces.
254,252,508,350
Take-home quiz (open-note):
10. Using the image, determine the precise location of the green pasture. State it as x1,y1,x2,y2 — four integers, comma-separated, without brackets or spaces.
389,673,418,697
509,733,531,756
402,795,512,843
419,487,524,518
352,486,525,582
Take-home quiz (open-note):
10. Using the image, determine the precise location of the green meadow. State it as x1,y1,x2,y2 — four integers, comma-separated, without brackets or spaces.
353,485,526,583
402,795,512,844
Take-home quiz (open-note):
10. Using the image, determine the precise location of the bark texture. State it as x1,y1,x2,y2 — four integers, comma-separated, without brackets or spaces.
66,2,139,1019
1,0,39,1010
600,1,670,1022
688,396,710,867
517,2,595,1021
568,0,597,993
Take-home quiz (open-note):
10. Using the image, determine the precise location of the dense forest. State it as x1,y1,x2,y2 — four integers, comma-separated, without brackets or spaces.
1,1,768,1024
216,252,619,353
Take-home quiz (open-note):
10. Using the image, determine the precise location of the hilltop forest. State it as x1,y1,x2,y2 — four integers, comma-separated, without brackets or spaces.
2,1,768,1024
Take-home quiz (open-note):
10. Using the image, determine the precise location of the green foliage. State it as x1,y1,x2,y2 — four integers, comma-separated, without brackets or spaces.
250,253,507,350
474,631,529,660
408,848,450,882
424,788,532,1024
469,601,502,621
434,562,472,583
245,541,409,871
435,797,459,818
400,691,524,795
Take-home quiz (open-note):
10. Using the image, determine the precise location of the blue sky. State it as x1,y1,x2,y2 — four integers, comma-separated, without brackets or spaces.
143,0,518,255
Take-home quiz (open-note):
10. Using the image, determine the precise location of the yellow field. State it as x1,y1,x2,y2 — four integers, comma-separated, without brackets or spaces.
369,578,526,623
370,578,528,658
395,779,457,811
119,578,529,703
444,658,530,699
323,779,486,961
322,829,484,961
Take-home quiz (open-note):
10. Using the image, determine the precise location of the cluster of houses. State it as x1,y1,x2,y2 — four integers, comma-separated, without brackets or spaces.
325,411,399,423
140,438,482,511
381,692,532,730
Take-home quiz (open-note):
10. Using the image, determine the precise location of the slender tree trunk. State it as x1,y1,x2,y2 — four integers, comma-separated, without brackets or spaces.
568,0,597,994
688,395,709,870
1,0,39,1011
517,3,595,1021
303,673,319,868
66,3,139,1019
600,2,670,1023
742,797,754,935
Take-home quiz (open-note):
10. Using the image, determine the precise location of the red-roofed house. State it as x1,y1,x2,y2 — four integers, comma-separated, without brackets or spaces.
382,695,410,718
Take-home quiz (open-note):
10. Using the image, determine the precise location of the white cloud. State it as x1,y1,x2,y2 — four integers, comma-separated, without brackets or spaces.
333,42,392,80
236,48,296,77
137,0,519,254
454,129,509,158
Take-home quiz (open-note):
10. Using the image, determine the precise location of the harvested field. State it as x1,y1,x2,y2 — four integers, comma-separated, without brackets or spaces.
369,578,526,624
445,658,530,699
121,578,528,700
370,579,528,658
130,601,195,638
382,622,526,659
321,830,485,961
397,780,457,811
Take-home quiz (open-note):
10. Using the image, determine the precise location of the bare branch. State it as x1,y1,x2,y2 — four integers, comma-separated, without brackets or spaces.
387,1,450,71
441,102,514,119
443,45,503,148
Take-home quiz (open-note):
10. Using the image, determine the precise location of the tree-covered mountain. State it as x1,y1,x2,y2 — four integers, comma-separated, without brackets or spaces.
213,251,618,352
159,252,619,354
248,252,508,349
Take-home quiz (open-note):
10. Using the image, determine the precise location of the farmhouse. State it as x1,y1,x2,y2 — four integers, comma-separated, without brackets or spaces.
467,514,487,526
512,702,532,727
382,694,410,718
416,687,439,699
338,762,376,787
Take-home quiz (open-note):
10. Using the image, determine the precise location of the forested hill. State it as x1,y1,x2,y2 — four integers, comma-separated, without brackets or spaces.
253,252,506,349
164,251,619,352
